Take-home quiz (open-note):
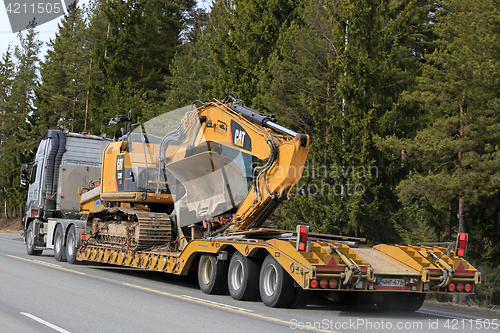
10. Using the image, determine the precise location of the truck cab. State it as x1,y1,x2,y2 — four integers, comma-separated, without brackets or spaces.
21,130,110,261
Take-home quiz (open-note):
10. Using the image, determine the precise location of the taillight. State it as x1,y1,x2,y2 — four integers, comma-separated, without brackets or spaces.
456,283,464,292
329,279,338,289
455,233,468,257
448,283,455,292
465,284,472,292
296,225,309,251
310,279,318,288
319,279,328,288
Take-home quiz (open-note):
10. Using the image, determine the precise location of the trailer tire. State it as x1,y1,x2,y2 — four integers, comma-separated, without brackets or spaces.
54,224,66,262
259,255,294,308
228,252,260,301
26,221,43,256
198,254,228,295
404,293,425,312
66,225,79,265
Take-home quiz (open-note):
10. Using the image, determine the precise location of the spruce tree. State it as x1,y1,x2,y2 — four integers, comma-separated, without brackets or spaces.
377,0,500,255
1,23,42,215
209,0,301,107
269,0,431,242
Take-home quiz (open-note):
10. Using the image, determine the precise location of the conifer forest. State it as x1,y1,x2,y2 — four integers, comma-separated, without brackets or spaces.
1,0,499,306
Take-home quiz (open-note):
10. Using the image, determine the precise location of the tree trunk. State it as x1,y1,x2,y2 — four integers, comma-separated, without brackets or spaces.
454,97,466,305
85,53,93,132
72,89,77,132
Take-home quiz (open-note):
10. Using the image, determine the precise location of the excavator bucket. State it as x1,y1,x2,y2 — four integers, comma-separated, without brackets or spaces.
166,151,246,226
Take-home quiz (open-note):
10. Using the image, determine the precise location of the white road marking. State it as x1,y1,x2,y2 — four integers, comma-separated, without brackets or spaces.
20,312,71,333
181,295,252,312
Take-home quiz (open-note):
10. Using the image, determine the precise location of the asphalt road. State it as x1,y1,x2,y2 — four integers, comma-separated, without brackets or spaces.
0,233,498,333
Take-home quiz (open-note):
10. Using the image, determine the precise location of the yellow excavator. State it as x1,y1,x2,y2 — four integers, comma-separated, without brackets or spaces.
85,94,308,251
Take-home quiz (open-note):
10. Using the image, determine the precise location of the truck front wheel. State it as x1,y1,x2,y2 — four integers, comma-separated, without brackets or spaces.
26,221,43,256
66,225,79,265
228,252,260,301
259,255,294,307
198,254,228,295
54,224,66,262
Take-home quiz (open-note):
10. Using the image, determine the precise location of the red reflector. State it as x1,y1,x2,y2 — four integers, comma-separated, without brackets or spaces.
81,235,87,241
300,235,307,242
465,284,472,292
456,283,464,292
329,279,338,289
448,283,455,292
80,228,85,234
299,226,307,234
458,241,467,249
310,279,318,288
319,279,328,288
298,243,305,251
458,233,467,241
457,249,465,257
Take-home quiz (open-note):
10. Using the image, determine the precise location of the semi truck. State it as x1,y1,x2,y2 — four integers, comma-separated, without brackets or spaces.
21,96,481,310
20,130,110,262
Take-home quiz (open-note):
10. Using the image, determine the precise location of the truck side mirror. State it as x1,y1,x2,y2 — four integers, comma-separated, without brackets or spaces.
20,163,29,186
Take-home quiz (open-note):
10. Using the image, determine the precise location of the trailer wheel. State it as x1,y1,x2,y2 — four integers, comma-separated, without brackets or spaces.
66,225,79,265
259,255,294,308
404,293,425,312
198,254,228,295
228,252,260,301
26,221,43,256
54,224,66,262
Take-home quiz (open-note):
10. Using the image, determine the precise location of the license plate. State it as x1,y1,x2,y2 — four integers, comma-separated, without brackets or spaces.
379,278,404,287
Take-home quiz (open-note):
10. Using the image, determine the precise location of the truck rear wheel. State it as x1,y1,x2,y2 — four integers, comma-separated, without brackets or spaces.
54,224,66,262
66,225,79,265
198,254,228,295
228,252,260,301
259,254,294,308
26,221,43,256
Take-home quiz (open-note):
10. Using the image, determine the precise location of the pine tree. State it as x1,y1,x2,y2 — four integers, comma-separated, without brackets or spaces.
165,6,212,109
35,3,91,133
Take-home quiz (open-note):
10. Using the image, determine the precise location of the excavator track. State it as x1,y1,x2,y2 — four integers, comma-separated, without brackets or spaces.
86,207,172,250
